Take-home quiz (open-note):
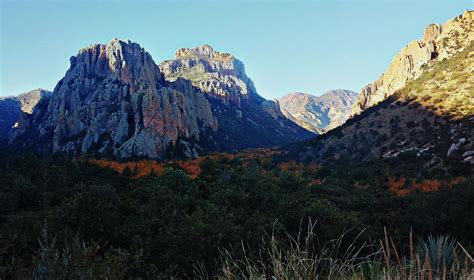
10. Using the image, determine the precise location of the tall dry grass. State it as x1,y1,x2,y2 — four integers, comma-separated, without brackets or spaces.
196,220,473,280
28,221,474,279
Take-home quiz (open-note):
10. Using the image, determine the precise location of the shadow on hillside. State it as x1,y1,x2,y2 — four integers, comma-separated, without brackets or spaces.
280,93,474,176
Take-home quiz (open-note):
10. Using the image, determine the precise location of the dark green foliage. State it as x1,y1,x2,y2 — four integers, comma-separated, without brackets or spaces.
406,121,417,128
0,152,472,277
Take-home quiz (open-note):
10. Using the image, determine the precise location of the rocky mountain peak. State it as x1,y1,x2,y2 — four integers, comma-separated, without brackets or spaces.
0,88,52,141
192,44,218,57
16,88,51,114
174,44,233,61
352,10,473,115
10,39,217,158
160,45,260,106
278,89,358,134
422,24,442,42
9,39,313,159
71,38,162,87
317,89,358,107
281,92,307,99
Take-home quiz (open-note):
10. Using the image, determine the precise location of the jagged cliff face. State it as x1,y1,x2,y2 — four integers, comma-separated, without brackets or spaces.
0,89,51,141
278,90,357,134
353,10,473,115
11,39,218,158
10,40,313,159
159,45,262,107
157,44,314,150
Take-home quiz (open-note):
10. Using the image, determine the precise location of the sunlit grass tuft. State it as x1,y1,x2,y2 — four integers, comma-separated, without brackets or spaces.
198,220,474,279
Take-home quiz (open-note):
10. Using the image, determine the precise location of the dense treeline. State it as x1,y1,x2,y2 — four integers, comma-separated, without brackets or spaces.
0,151,472,278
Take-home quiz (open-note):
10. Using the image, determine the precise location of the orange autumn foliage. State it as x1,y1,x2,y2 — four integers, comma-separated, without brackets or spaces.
177,158,203,179
279,161,319,174
387,176,465,197
89,148,281,179
90,158,204,179
279,162,295,172
279,161,323,187
411,179,441,193
388,177,410,196
90,159,165,178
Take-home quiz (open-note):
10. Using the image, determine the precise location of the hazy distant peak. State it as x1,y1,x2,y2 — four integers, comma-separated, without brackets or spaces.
281,92,310,98
317,89,358,106
280,89,357,105
278,89,357,133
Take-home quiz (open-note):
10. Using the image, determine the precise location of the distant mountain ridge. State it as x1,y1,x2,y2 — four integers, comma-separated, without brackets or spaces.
278,89,358,134
8,39,314,159
0,89,51,141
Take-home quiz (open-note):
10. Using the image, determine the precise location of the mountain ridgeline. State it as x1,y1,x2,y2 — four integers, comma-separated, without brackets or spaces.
353,10,473,115
3,11,473,165
289,10,473,172
1,9,474,279
278,90,358,134
8,41,314,159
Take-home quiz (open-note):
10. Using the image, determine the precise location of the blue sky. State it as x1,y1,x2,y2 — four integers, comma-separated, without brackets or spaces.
0,0,471,99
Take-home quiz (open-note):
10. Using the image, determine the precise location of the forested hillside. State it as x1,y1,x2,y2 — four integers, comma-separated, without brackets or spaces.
1,151,472,278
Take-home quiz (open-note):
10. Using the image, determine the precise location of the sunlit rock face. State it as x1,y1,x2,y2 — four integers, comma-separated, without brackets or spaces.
159,44,262,107
10,40,314,159
278,90,358,134
159,44,315,149
352,10,473,115
11,39,218,158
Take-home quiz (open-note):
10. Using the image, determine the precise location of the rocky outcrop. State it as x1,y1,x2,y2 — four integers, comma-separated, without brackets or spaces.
447,138,466,157
11,39,218,158
0,89,51,141
463,151,474,165
158,44,314,150
260,100,286,121
160,45,262,107
278,90,357,134
17,89,52,114
353,10,473,115
10,39,314,159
